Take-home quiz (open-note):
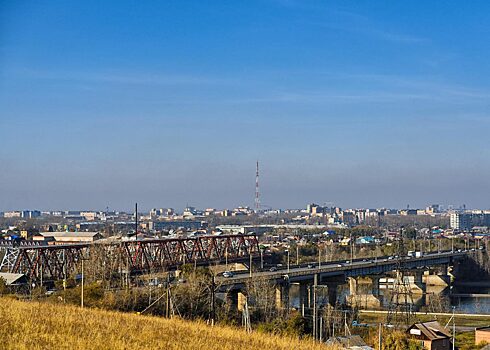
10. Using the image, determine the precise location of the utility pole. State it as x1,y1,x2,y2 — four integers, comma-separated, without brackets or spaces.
318,245,321,268
166,282,170,318
211,274,216,326
260,248,263,269
81,258,84,308
378,323,382,350
313,285,317,340
135,202,138,241
286,249,290,273
296,244,299,265
452,307,455,350
312,273,318,340
350,233,354,262
249,252,252,278
225,246,228,270
40,260,43,291
63,249,66,303
319,316,323,342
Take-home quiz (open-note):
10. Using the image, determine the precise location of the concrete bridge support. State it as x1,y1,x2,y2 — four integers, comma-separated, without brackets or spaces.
325,282,339,306
412,270,426,294
347,276,381,309
226,290,248,312
275,283,290,310
237,291,247,312
226,290,238,311
422,267,450,287
371,276,380,297
349,277,358,295
298,283,308,311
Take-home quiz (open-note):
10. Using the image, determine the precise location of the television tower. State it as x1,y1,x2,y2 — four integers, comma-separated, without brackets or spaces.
255,161,260,212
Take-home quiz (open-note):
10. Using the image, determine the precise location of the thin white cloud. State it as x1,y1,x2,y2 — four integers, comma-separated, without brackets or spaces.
8,68,231,86
276,2,429,44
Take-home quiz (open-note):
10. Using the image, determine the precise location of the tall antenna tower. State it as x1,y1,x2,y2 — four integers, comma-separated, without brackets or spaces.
255,161,260,212
386,227,414,326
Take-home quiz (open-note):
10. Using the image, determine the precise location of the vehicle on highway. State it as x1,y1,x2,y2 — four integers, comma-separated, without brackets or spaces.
345,260,350,264
307,264,314,269
352,320,368,327
269,267,277,272
222,271,234,278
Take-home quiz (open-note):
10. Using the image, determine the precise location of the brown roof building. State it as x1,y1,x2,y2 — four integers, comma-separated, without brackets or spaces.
476,327,490,346
407,321,452,350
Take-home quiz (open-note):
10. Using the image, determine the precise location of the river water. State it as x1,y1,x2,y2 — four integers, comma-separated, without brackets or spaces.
450,286,490,314
288,284,490,314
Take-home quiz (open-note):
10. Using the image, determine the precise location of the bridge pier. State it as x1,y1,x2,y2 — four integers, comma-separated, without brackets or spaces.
237,291,247,312
371,276,380,296
413,270,426,294
348,277,358,296
325,282,339,306
298,283,308,312
347,276,381,309
422,267,450,287
225,290,238,311
275,283,290,310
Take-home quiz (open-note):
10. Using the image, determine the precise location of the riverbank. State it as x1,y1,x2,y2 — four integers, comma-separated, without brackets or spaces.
358,309,490,328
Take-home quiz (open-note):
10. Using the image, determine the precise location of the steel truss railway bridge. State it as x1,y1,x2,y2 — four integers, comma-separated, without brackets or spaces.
0,234,260,281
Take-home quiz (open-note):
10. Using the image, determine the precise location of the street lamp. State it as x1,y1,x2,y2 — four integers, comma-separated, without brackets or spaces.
225,246,228,270
81,258,85,308
350,234,354,263
249,252,252,278
80,253,89,308
296,244,299,265
260,247,264,270
286,249,290,273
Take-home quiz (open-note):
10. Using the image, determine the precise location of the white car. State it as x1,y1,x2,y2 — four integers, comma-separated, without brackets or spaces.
222,271,234,278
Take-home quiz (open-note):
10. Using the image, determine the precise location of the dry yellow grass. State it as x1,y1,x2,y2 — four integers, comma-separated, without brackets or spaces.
0,298,337,350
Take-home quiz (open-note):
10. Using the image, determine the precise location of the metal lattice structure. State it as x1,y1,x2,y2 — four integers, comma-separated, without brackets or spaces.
386,229,414,326
123,234,260,272
255,161,260,212
0,234,260,281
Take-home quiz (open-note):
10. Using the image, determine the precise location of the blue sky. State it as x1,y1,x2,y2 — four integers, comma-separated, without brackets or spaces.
1,1,490,211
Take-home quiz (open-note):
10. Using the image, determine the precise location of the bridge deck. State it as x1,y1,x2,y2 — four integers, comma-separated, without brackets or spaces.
217,250,469,288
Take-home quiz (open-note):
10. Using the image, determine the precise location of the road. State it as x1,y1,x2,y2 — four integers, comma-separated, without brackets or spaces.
217,250,471,286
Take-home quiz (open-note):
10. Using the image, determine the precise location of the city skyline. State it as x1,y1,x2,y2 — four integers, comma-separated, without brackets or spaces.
2,1,490,210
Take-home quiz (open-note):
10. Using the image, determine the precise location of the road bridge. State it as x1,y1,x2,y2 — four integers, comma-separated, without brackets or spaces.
218,250,467,287
217,250,473,310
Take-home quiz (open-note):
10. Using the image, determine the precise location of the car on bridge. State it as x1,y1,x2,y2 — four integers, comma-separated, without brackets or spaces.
222,271,234,278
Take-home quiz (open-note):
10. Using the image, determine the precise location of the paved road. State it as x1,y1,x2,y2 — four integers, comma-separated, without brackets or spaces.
217,250,470,285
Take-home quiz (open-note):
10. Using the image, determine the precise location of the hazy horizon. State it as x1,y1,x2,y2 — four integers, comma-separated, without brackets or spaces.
2,1,490,211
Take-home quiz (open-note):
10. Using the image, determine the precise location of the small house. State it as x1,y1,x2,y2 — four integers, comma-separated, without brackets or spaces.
476,326,490,346
407,320,452,350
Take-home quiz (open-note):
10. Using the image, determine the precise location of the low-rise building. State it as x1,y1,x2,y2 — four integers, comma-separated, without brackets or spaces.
39,231,102,244
476,326,490,345
407,320,452,350
3,211,21,218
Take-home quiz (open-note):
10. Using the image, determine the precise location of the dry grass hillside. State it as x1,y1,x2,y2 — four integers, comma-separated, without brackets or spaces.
0,298,336,350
